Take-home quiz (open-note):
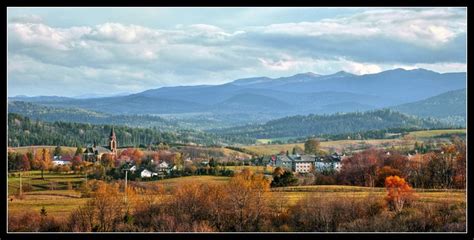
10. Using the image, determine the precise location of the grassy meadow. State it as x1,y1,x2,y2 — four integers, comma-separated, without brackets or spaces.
247,129,466,156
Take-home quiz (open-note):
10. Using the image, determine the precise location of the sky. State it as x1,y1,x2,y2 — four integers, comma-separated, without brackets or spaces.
7,7,467,97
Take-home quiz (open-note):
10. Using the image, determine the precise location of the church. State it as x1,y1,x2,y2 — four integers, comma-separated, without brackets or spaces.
83,127,118,162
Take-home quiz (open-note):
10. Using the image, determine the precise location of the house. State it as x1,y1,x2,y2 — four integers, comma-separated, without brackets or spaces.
274,154,315,173
315,153,343,172
129,165,137,173
291,154,316,173
155,161,175,175
274,154,293,170
141,169,158,178
52,155,71,166
274,153,342,173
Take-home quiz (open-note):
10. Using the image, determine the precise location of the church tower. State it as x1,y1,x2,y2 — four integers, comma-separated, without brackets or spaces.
109,126,117,155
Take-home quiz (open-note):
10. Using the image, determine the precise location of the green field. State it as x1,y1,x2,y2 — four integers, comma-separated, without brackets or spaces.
8,171,86,195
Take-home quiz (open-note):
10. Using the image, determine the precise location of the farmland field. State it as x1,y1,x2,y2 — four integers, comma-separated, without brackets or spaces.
407,129,466,139
270,185,466,206
244,129,466,156
8,190,89,220
244,139,408,155
8,171,86,195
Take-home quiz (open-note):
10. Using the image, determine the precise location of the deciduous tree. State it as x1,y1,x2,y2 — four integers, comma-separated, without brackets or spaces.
384,176,414,213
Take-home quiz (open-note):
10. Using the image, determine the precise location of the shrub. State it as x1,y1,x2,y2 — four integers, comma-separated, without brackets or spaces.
384,176,415,212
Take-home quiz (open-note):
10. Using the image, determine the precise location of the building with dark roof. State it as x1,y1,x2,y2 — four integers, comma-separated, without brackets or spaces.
83,127,118,162
274,152,343,173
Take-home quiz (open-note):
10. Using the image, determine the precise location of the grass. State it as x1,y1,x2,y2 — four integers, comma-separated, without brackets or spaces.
271,185,466,206
8,189,89,220
8,171,85,195
407,129,466,139
149,175,231,190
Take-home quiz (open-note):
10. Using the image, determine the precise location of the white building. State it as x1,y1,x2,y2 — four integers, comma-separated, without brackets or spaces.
52,156,71,166
141,169,158,178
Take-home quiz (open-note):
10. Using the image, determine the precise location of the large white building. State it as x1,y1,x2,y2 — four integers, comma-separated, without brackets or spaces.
274,153,343,173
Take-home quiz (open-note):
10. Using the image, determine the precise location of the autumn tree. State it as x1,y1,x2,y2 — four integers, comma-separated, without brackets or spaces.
226,169,271,231
304,138,320,155
451,136,466,189
384,176,414,213
131,149,144,165
71,155,83,173
101,153,115,169
375,166,401,187
71,181,127,232
338,148,381,187
17,154,30,172
36,148,52,179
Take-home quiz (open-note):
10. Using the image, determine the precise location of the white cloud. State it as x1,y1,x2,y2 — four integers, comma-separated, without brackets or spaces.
343,61,382,75
255,8,466,48
89,22,162,43
258,57,299,71
9,22,91,50
6,8,467,96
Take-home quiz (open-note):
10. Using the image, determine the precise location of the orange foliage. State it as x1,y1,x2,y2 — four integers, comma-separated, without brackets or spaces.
384,175,414,213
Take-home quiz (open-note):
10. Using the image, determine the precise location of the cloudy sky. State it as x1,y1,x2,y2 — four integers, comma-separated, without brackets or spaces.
7,7,467,97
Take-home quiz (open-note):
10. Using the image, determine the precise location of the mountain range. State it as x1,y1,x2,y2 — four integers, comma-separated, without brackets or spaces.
9,68,466,129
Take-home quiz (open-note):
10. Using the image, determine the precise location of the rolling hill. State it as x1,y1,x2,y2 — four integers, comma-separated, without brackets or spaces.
211,109,453,139
391,88,466,118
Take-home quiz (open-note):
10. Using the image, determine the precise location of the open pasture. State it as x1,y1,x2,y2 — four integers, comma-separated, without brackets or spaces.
407,129,466,139
244,139,407,156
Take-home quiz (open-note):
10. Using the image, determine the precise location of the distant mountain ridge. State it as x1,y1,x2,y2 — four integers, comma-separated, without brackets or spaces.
9,68,466,127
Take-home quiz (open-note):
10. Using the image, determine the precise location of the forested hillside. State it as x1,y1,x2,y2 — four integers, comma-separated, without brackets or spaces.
391,88,466,126
7,113,230,147
212,109,453,139
8,101,180,130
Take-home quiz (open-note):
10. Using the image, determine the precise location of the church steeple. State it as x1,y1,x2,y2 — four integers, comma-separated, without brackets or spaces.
110,126,116,139
109,126,117,154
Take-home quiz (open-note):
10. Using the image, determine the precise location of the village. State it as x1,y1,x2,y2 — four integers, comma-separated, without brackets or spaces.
43,127,351,181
